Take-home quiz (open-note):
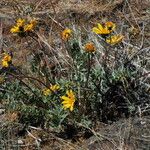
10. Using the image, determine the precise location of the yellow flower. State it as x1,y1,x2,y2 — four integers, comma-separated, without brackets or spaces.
106,35,124,45
2,61,9,67
43,84,60,96
24,23,34,32
10,19,25,33
92,23,111,35
10,26,20,33
43,88,51,96
29,19,37,26
92,22,116,35
50,84,60,92
61,29,72,41
61,90,75,111
1,53,12,67
105,21,116,31
84,42,96,53
24,19,37,32
16,18,25,27
3,53,11,62
10,18,37,34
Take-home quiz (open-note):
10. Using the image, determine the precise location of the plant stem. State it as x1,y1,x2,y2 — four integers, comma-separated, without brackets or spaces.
83,53,92,114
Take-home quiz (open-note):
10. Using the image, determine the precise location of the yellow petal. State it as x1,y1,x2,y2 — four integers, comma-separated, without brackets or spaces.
105,22,116,31
62,100,71,104
43,89,51,96
2,61,8,67
3,55,11,62
50,84,60,92
30,19,37,26
61,29,72,40
24,24,34,32
97,23,103,30
17,18,25,27
92,27,101,34
70,106,74,111
10,26,20,33
66,90,70,96
61,96,70,102
106,35,124,45
63,103,71,108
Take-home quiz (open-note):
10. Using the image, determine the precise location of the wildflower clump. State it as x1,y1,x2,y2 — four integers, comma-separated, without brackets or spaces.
93,21,124,45
106,35,124,45
10,18,37,36
84,42,96,53
92,21,116,36
61,90,75,111
10,18,25,34
1,53,12,68
43,84,60,96
61,28,72,41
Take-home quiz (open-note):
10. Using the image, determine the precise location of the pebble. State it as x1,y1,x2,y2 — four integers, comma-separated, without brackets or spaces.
18,139,24,145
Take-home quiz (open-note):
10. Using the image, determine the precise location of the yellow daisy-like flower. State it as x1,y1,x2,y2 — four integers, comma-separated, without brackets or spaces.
3,53,11,62
50,84,60,92
43,84,60,96
84,42,96,53
92,22,116,35
16,18,25,27
105,21,116,31
24,23,34,32
92,23,111,35
106,35,124,45
1,53,12,67
10,26,20,33
2,61,9,67
10,19,25,34
29,19,37,26
61,29,72,41
61,90,75,111
24,19,37,32
43,88,51,96
10,18,37,35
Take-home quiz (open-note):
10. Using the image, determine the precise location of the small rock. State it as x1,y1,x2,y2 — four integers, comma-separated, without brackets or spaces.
18,139,24,145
